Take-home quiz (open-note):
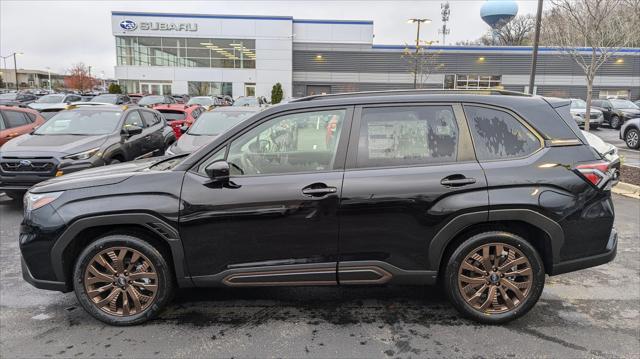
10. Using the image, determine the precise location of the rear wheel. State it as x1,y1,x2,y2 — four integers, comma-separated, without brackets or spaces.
73,235,174,325
610,115,621,129
444,231,545,324
626,128,640,149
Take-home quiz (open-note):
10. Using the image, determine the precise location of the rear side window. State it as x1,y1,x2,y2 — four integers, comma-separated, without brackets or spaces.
356,106,458,168
464,106,541,161
2,110,30,128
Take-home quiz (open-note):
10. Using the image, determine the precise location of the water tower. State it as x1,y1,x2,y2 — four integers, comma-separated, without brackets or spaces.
480,0,519,45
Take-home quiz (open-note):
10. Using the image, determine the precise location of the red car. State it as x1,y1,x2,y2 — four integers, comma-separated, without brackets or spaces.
0,106,46,147
153,104,205,138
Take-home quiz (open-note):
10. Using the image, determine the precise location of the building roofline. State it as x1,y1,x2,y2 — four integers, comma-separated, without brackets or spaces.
372,44,640,53
111,11,373,24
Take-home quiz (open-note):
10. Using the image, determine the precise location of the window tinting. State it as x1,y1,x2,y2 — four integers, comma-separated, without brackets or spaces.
356,106,458,168
124,111,145,128
227,109,346,176
464,106,541,161
3,111,29,128
141,111,160,126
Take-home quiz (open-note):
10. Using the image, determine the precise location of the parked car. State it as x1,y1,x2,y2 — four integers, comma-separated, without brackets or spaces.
0,92,38,106
0,106,46,147
569,98,603,129
18,91,618,326
620,117,640,149
186,96,228,110
27,93,83,111
0,106,169,199
232,96,268,107
138,95,176,107
128,93,144,104
171,94,190,104
581,130,620,183
90,94,132,105
166,107,260,155
592,98,640,129
154,104,205,139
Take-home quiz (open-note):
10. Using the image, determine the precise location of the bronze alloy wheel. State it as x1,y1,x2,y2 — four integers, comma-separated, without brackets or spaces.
457,243,533,314
83,247,158,317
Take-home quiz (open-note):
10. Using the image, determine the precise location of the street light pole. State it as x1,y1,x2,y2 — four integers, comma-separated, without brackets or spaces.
13,52,19,91
528,0,544,95
408,18,432,89
46,67,52,92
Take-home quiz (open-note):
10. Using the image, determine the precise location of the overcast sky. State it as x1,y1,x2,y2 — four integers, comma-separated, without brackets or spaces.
0,0,544,78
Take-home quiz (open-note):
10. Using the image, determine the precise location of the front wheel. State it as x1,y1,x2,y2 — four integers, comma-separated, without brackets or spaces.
444,231,545,324
610,115,621,129
73,235,174,325
626,128,640,149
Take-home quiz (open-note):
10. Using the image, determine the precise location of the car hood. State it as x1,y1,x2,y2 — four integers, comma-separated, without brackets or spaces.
30,157,165,193
0,134,109,156
173,133,218,154
28,102,66,110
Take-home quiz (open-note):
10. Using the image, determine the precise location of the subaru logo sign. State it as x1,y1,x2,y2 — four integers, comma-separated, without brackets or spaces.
120,20,137,31
19,160,32,167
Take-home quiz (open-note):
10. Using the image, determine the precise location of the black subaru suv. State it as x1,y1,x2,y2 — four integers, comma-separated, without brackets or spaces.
0,105,174,200
19,90,617,326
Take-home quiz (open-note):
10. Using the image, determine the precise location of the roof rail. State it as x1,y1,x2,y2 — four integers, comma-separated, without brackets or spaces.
290,89,531,102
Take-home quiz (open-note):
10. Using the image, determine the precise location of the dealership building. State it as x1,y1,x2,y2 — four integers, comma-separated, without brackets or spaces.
111,11,640,100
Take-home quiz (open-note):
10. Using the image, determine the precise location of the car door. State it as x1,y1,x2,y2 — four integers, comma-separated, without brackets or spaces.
121,110,147,160
140,109,165,154
337,104,488,283
179,107,353,285
0,110,34,144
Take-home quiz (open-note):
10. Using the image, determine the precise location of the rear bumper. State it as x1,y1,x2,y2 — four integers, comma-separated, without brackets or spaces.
21,256,69,292
550,228,617,276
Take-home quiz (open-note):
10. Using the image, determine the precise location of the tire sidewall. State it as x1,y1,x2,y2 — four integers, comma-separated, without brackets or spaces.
73,235,173,326
444,231,545,325
626,128,640,149
610,116,620,129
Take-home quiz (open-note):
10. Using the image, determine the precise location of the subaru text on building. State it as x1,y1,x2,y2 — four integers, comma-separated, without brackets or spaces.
0,105,169,199
19,90,617,326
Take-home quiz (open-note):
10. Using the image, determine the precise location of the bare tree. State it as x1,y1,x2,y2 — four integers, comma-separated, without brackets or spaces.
64,63,96,92
494,14,536,46
543,0,637,131
402,41,442,89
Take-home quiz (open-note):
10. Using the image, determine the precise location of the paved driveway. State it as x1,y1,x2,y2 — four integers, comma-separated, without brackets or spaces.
1,193,638,358
592,127,640,167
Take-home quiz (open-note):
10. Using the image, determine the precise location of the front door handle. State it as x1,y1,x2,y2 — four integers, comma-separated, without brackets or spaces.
441,175,476,187
302,184,337,197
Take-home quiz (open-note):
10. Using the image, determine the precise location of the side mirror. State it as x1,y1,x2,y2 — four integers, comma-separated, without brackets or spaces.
180,125,188,134
205,160,230,182
122,125,143,137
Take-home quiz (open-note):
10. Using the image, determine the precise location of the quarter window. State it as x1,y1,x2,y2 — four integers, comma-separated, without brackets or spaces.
464,106,541,161
356,106,459,168
227,109,346,176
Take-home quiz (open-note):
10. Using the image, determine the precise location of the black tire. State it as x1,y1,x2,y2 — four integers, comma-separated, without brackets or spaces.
625,128,640,149
610,115,621,129
109,158,121,165
3,191,25,201
73,235,174,326
444,231,545,325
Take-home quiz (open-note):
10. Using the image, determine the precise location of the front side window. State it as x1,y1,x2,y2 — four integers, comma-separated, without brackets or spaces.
356,106,459,168
2,111,30,128
124,111,145,128
226,109,346,176
464,106,541,161
141,111,160,126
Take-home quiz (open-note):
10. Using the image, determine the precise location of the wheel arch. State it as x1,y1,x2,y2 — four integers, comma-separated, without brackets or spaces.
51,213,192,289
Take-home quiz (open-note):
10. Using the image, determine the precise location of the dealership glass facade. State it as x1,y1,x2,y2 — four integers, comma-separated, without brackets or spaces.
116,36,256,69
187,81,233,96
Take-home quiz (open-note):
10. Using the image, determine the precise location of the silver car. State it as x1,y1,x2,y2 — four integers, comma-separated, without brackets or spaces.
620,117,640,149
570,98,604,129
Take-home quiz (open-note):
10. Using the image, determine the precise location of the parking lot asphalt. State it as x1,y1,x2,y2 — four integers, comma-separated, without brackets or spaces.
1,193,638,358
593,126,640,168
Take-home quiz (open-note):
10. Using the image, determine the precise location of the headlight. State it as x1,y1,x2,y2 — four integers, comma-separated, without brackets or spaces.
24,191,63,212
63,147,100,161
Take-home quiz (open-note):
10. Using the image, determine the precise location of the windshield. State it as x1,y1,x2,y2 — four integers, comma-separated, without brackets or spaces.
158,110,186,121
571,99,586,109
35,94,65,103
91,94,118,104
0,93,17,100
188,110,254,135
187,97,213,106
233,97,259,107
610,99,639,109
138,96,165,105
34,110,122,135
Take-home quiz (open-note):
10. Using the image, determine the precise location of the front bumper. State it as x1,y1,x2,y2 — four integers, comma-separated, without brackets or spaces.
550,228,617,275
21,256,69,292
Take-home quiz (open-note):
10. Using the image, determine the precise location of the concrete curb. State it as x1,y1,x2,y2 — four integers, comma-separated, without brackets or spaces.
612,182,640,199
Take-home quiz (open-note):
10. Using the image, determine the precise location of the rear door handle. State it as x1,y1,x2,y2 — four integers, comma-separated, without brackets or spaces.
302,185,337,197
440,176,476,187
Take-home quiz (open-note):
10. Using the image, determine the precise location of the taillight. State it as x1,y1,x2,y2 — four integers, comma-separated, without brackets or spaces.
576,162,610,186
